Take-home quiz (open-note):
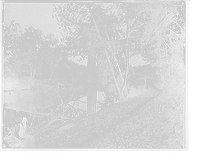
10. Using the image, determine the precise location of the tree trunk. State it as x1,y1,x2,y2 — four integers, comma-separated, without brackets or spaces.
156,48,163,84
28,64,32,89
28,64,35,90
104,50,123,101
106,32,128,100
88,50,97,82
120,18,130,99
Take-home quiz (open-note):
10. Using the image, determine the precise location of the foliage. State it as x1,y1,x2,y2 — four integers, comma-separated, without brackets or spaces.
55,3,131,100
3,21,20,64
103,65,154,98
88,4,132,102
3,124,17,147
131,2,185,92
4,27,45,88
18,26,43,51
3,21,21,89
3,23,62,79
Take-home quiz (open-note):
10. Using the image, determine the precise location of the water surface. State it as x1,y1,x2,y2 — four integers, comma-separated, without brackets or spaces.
3,86,117,134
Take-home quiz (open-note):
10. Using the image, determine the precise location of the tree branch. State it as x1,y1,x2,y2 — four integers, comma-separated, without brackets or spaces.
121,16,129,97
145,9,177,45
105,33,124,85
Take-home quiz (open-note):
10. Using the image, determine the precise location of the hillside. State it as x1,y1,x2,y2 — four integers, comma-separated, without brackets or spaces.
33,89,185,149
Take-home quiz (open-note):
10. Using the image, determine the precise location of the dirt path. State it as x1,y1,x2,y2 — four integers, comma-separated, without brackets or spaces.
69,89,160,148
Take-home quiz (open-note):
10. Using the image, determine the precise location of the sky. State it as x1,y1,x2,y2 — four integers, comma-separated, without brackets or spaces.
4,3,146,66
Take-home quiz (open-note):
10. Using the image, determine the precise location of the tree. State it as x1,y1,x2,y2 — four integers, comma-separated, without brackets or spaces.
34,35,64,81
3,21,25,89
39,38,85,113
54,3,134,104
131,2,185,91
88,4,136,102
18,26,44,89
119,3,131,98
3,20,15,62
3,21,22,77
54,2,89,59
53,3,122,100
88,4,125,102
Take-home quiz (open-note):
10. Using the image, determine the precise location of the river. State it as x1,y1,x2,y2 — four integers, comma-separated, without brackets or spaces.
3,85,117,134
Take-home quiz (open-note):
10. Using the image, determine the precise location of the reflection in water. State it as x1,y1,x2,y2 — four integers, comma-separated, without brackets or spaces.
3,85,116,127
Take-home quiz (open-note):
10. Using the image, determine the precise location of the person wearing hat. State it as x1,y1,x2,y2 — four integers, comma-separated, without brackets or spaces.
14,117,35,147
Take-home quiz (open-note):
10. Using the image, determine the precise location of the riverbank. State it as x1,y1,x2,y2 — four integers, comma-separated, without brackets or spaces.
32,86,185,149
84,78,185,148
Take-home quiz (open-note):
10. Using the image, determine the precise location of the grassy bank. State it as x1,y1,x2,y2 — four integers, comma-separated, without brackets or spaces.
85,90,186,149
33,87,161,148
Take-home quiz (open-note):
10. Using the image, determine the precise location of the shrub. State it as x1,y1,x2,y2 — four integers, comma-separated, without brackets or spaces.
3,124,17,147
